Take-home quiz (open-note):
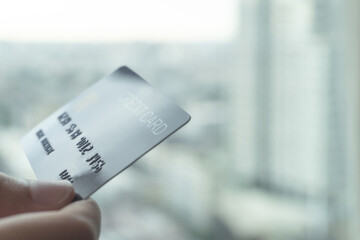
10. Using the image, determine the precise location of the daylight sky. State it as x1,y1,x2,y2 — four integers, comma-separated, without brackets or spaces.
0,0,237,42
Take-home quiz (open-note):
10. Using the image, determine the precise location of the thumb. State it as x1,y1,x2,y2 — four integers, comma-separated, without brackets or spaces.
0,173,74,218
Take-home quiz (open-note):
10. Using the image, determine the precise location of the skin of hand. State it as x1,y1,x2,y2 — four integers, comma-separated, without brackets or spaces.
0,173,101,240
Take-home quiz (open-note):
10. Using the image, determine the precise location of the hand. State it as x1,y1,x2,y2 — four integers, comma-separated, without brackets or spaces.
0,173,101,240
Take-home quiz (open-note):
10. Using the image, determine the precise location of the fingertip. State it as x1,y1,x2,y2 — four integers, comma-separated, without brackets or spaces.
0,174,75,217
29,180,75,206
62,198,101,238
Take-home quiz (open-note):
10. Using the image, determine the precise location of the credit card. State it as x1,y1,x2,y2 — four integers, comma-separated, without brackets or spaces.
21,66,191,199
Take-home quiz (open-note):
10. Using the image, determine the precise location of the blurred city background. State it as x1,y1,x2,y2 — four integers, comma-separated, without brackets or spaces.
1,0,360,240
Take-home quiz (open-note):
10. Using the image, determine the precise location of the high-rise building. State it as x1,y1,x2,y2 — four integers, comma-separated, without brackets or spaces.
229,0,356,239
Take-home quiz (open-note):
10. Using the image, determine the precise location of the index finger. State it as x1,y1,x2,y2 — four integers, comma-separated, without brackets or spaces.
0,199,101,240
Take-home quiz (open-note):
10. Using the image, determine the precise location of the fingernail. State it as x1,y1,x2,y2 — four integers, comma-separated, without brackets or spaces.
30,180,74,205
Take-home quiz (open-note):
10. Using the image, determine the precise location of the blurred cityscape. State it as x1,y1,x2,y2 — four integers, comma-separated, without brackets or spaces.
0,0,360,240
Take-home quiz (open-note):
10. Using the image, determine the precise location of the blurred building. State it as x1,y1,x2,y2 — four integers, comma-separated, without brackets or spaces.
227,0,357,240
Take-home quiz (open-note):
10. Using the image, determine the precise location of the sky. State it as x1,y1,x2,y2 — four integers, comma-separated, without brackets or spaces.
0,0,237,42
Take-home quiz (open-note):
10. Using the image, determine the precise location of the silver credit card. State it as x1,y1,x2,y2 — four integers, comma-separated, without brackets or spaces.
21,66,191,199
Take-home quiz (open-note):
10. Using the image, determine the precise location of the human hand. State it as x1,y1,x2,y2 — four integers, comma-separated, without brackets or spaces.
0,173,101,240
